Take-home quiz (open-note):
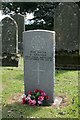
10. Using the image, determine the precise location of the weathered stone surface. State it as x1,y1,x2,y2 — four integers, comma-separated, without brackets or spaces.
0,16,19,67
1,16,18,54
54,3,80,69
54,2,79,52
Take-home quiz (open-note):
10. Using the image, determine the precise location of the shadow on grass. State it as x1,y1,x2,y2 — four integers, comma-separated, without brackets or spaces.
2,102,42,119
55,69,78,76
2,100,79,120
55,70,69,76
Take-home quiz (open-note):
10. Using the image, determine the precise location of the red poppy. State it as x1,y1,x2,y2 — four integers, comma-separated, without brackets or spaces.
28,91,32,95
34,89,39,93
22,97,26,104
39,90,44,93
45,95,50,100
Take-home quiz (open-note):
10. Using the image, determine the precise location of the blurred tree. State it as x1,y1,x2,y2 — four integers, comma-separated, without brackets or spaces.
33,2,59,26
2,2,58,29
2,2,38,15
2,2,80,26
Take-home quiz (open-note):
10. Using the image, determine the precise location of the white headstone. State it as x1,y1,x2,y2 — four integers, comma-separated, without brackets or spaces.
23,30,55,102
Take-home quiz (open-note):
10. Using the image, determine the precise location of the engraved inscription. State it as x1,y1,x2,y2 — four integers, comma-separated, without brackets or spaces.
25,51,53,61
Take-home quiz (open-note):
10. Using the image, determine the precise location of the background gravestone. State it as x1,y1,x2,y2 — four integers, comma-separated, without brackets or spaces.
0,16,19,66
0,22,2,66
23,30,55,102
54,3,80,69
2,16,18,53
79,8,80,55
11,13,25,54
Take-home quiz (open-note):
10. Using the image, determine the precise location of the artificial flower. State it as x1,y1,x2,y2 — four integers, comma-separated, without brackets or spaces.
22,89,49,106
22,97,26,104
29,99,36,105
28,91,32,95
38,96,44,101
38,101,42,105
34,89,39,93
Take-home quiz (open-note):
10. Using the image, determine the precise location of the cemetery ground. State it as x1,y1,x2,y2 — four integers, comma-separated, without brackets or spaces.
1,58,79,119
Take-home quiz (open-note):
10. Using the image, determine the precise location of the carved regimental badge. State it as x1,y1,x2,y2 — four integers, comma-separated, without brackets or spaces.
31,35,45,51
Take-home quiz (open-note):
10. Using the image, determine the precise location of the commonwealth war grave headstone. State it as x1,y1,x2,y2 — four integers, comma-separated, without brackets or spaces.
0,16,19,66
54,3,79,69
11,13,25,54
23,30,55,102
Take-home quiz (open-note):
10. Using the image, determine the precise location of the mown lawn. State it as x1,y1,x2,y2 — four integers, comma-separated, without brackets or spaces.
1,58,79,119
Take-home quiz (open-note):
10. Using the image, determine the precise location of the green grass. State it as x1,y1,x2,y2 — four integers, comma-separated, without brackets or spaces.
1,58,79,119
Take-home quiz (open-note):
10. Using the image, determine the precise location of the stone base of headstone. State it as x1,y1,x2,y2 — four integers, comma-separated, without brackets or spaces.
1,53,20,67
51,96,63,108
51,95,69,108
